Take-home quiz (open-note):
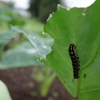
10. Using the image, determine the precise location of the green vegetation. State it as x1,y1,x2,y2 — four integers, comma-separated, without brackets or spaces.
0,3,55,99
0,0,100,100
43,1,100,100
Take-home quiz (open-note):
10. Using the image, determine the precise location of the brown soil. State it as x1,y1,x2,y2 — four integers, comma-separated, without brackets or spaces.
0,66,74,100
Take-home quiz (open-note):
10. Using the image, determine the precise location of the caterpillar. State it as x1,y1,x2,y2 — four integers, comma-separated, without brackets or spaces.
68,44,80,80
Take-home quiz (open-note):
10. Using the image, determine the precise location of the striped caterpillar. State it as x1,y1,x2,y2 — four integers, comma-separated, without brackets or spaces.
69,44,80,80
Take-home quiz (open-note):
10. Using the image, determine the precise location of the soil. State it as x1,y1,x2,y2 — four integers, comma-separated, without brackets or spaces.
0,66,74,100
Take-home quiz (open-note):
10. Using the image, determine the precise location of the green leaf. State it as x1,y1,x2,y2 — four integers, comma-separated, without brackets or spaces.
43,1,100,100
0,41,43,69
0,80,12,100
23,30,52,57
0,26,52,69
10,26,52,58
0,26,51,59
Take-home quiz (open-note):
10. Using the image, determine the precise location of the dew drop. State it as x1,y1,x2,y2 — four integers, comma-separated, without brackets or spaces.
37,59,39,62
43,45,47,49
42,32,45,34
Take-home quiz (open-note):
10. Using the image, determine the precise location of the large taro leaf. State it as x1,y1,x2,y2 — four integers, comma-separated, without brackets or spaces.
43,1,100,100
0,26,52,69
10,26,52,58
0,80,12,100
